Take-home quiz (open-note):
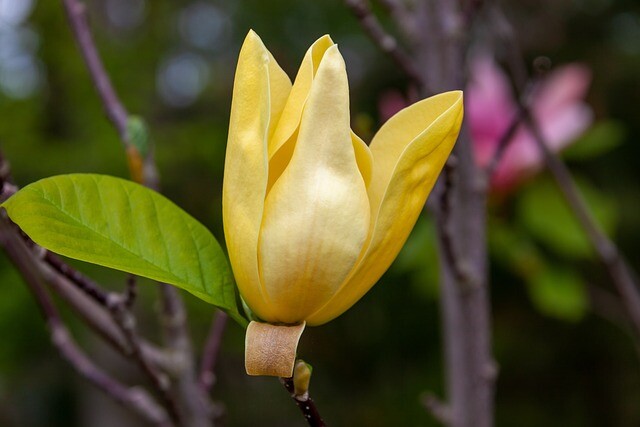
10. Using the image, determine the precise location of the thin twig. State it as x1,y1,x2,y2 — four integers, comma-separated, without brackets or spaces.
158,284,214,427
51,326,172,427
0,153,169,369
200,310,228,392
43,251,109,305
0,215,172,427
492,0,640,342
436,157,479,290
61,0,128,140
14,214,176,390
483,106,526,179
108,298,181,424
421,391,452,426
124,274,138,309
343,0,426,93
493,3,640,336
376,0,405,16
281,377,326,427
523,110,640,337
61,1,211,424
486,4,528,92
37,242,169,366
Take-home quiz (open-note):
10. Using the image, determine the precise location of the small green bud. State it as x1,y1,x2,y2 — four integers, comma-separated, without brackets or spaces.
293,359,313,397
126,116,149,157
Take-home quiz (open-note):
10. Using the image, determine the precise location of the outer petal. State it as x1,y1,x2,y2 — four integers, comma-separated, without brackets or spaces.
223,31,290,321
307,91,463,325
258,45,370,323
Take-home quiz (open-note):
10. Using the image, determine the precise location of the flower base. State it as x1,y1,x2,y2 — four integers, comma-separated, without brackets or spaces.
245,321,306,377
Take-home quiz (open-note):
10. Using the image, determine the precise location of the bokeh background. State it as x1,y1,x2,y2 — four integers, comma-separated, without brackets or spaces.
0,0,639,426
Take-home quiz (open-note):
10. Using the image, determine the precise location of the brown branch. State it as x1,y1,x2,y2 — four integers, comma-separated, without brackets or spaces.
483,106,526,180
413,1,496,425
61,0,128,140
0,215,172,427
37,246,170,368
124,274,138,308
200,310,228,392
51,326,172,427
108,298,181,424
523,110,640,337
14,218,176,385
43,251,109,305
421,391,452,426
281,377,326,427
486,5,528,92
158,285,214,427
376,0,405,16
343,0,426,93
351,1,496,426
61,1,212,424
0,154,170,370
436,158,480,289
491,3,640,337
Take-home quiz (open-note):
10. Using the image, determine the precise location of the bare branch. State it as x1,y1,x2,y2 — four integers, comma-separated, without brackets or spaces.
376,0,406,16
491,3,640,336
353,1,495,425
0,215,172,427
0,153,169,369
436,158,481,290
200,310,228,392
158,285,214,427
343,0,425,93
60,0,128,140
108,298,181,424
523,110,640,337
421,391,452,425
124,274,138,309
483,106,526,180
60,1,212,423
281,377,326,427
43,251,109,305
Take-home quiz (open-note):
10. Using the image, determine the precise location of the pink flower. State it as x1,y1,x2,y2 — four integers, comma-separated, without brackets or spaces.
467,56,593,192
377,57,593,193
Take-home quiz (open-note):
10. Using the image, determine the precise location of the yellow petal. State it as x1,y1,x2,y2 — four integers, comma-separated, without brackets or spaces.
266,35,335,189
258,45,371,323
351,130,373,188
307,91,464,325
266,50,293,139
223,31,290,321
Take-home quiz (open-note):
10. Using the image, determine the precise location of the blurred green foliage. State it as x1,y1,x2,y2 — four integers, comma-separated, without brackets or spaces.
0,0,639,426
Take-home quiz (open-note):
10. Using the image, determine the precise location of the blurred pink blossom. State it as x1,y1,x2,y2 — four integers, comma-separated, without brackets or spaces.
377,57,593,193
467,56,593,192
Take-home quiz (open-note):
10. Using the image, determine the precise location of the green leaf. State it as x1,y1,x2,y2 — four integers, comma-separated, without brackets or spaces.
563,121,626,161
517,177,617,258
527,266,588,322
489,220,545,278
2,174,246,326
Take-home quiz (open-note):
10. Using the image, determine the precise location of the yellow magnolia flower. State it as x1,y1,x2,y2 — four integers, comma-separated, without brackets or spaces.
223,31,462,374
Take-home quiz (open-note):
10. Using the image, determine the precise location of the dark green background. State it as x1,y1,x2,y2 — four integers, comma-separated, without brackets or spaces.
0,0,639,425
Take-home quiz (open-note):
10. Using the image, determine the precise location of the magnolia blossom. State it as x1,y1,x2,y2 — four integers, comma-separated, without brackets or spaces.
378,57,592,192
467,56,592,191
223,31,462,376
